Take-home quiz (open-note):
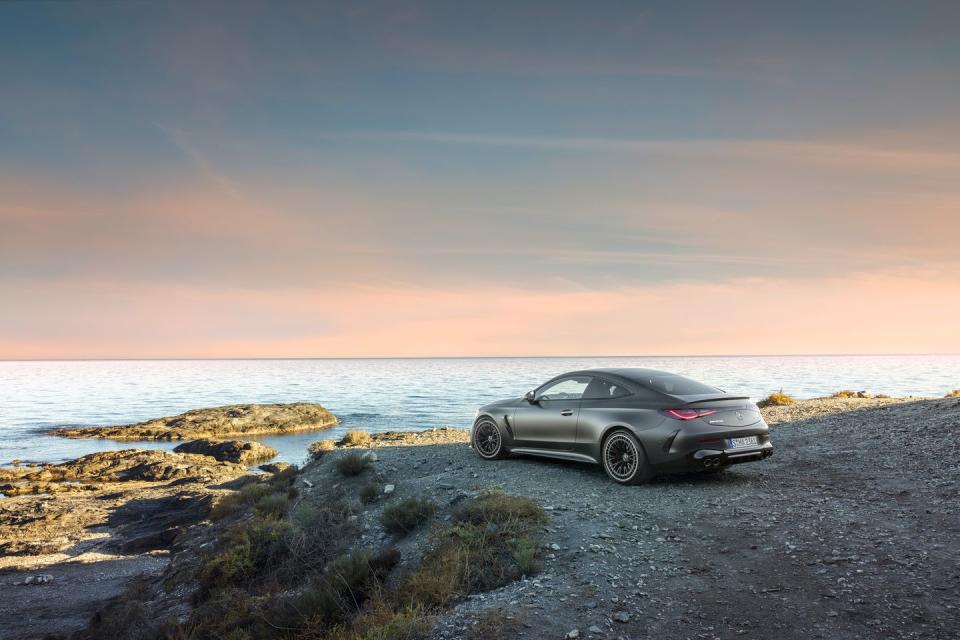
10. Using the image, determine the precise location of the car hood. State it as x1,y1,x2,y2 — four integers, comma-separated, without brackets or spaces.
478,397,524,413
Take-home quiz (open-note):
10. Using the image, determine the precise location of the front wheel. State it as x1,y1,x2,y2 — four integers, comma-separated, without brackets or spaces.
601,430,653,485
472,417,508,460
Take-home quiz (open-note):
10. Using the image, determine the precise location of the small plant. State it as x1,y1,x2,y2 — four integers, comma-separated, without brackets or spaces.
832,390,857,398
946,389,960,398
381,497,436,536
254,493,290,520
309,439,337,458
756,389,795,408
360,482,380,504
336,451,373,477
340,429,373,447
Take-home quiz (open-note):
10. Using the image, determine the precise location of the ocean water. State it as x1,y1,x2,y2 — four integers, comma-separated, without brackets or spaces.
0,355,957,467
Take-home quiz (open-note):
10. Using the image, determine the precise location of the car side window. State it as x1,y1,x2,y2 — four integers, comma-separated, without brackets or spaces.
538,376,591,401
583,377,631,400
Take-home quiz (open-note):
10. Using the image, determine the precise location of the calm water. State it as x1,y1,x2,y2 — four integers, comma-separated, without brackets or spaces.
1,356,957,467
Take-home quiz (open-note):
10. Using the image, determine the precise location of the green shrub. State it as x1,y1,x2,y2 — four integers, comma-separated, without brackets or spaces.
398,490,546,609
360,483,380,504
381,498,435,536
254,493,290,520
337,452,374,477
757,390,796,407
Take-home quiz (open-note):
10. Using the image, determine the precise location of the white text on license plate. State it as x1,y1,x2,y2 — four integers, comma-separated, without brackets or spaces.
727,436,759,449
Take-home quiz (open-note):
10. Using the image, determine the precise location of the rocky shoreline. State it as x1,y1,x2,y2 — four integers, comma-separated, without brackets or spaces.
1,395,958,639
50,402,339,441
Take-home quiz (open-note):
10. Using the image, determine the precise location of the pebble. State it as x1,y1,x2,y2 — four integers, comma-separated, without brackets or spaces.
383,484,395,494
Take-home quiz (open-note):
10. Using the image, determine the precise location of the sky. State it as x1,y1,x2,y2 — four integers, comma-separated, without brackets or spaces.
1,0,959,358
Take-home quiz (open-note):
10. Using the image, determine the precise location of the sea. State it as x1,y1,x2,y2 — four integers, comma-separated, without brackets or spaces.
1,355,957,467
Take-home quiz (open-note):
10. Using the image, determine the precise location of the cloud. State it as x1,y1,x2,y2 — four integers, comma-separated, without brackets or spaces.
1,264,957,358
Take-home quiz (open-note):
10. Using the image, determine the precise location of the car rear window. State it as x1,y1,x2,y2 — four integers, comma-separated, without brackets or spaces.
643,375,720,396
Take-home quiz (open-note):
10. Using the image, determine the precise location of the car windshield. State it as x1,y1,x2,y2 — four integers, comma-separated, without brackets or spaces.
644,375,720,396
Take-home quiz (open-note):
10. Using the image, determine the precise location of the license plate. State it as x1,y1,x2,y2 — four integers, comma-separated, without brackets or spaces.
727,436,759,449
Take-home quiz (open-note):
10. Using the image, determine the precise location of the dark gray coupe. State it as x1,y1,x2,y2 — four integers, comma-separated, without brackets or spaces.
471,368,773,484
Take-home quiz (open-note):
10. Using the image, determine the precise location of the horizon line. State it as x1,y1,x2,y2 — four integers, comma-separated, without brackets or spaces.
1,352,957,363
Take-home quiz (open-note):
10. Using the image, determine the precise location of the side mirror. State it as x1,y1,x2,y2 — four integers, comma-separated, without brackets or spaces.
524,390,538,404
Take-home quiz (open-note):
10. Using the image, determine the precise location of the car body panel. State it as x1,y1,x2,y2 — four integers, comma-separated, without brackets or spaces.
473,367,773,479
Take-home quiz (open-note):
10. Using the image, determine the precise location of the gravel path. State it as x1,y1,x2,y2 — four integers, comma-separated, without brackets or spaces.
332,398,960,640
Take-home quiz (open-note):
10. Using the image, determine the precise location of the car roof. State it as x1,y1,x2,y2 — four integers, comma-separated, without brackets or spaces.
562,367,676,383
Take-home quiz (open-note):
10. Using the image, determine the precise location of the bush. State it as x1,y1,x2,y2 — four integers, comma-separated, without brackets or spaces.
381,498,435,536
757,390,795,407
337,452,373,477
832,390,857,398
341,429,373,447
946,389,960,398
254,493,290,520
197,518,293,599
310,439,337,458
360,483,380,504
398,490,546,609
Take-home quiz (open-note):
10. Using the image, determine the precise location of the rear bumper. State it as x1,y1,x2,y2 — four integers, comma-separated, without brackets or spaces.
652,440,773,473
691,442,774,469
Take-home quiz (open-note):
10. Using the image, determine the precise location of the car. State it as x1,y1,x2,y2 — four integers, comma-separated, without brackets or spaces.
470,368,772,484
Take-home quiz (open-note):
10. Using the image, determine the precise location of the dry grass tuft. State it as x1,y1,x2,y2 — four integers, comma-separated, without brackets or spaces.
757,390,796,407
340,429,373,447
946,389,960,398
831,390,858,398
309,439,338,458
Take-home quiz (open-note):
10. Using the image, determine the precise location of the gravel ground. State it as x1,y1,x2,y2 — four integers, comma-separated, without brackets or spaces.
314,397,960,640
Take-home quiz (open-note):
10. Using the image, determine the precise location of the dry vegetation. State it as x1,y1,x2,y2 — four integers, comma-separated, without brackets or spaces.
831,390,858,398
309,439,338,458
340,429,373,447
757,389,796,407
80,465,546,640
946,389,960,398
336,451,374,477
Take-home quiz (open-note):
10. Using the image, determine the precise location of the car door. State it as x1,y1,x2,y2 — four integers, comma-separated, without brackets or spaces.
576,376,634,444
512,375,591,449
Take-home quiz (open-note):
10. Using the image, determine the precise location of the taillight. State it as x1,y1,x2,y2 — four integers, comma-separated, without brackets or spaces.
661,408,718,420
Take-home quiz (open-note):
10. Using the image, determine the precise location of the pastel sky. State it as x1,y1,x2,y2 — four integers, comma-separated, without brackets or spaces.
2,1,959,358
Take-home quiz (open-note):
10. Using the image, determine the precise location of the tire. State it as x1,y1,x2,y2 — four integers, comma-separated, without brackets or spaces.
601,429,653,485
472,417,508,460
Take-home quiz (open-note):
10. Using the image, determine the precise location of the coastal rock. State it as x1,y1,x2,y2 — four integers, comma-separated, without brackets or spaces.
51,403,339,441
0,449,246,487
259,462,294,474
173,439,278,465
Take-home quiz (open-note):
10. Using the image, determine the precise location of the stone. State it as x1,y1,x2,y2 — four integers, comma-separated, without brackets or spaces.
174,439,278,465
612,612,630,623
588,625,603,634
566,630,580,639
383,484,395,494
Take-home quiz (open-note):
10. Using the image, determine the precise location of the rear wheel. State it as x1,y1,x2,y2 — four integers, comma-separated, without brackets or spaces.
601,429,653,485
472,417,507,460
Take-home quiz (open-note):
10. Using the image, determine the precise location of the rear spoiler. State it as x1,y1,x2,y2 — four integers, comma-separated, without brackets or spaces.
680,395,750,405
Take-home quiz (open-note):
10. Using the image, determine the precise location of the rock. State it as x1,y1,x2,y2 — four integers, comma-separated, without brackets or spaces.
588,625,603,634
21,574,53,585
566,630,580,639
383,484,395,494
174,439,278,465
612,612,630,623
258,462,294,474
363,451,379,462
51,403,339,440
550,543,561,551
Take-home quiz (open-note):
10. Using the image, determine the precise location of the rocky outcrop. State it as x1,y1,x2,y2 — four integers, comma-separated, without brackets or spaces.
0,449,250,555
173,439,278,465
51,403,339,441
